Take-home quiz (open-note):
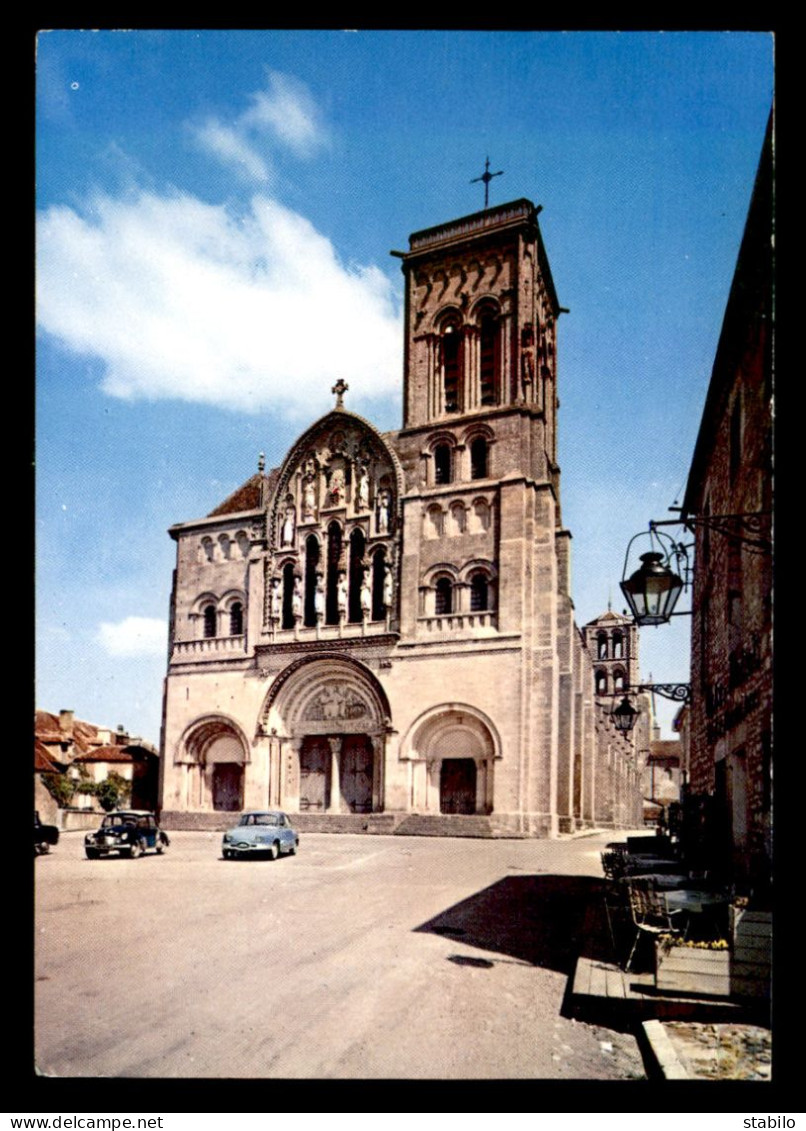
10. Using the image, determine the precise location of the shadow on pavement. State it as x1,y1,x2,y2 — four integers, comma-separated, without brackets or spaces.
415,874,615,974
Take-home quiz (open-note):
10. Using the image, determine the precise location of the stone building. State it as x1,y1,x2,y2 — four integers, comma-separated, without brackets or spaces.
680,118,772,887
34,709,161,817
159,198,642,835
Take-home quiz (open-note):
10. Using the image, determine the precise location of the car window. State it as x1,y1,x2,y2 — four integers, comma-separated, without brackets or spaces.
255,814,278,826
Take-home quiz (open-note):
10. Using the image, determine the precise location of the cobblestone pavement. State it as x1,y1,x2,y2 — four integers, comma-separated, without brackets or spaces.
662,1022,772,1081
35,829,648,1079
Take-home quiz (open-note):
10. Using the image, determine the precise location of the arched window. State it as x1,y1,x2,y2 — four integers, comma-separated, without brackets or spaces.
304,535,320,627
372,547,386,622
326,523,342,625
470,573,489,612
479,309,500,406
595,670,607,695
229,602,243,635
612,631,624,659
470,498,491,533
441,321,462,413
424,504,444,540
448,502,466,536
434,444,452,485
282,563,295,630
349,528,366,623
613,670,625,692
435,577,453,615
597,632,608,660
470,436,489,480
202,604,217,638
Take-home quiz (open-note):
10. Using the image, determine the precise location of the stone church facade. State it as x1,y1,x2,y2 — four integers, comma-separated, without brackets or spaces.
159,199,642,835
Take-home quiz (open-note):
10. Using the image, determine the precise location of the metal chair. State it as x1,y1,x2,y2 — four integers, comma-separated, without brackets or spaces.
624,880,685,972
600,850,622,881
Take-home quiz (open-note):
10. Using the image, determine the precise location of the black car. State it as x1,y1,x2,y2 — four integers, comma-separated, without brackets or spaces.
84,810,170,859
34,811,60,855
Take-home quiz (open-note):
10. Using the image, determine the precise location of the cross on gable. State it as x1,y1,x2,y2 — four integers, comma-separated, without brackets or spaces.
332,379,349,409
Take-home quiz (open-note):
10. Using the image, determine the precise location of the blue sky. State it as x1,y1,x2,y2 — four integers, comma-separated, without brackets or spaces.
36,30,774,744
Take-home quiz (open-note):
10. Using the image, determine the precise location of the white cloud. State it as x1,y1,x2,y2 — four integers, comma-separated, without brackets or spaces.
194,119,272,183
97,616,167,657
36,190,402,414
241,71,326,156
193,70,326,179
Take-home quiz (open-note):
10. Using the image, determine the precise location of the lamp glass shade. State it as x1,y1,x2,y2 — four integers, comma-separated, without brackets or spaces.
612,696,639,733
620,551,684,625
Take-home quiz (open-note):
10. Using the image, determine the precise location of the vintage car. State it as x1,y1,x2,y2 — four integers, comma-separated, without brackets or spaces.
222,810,299,860
34,811,60,855
84,810,170,859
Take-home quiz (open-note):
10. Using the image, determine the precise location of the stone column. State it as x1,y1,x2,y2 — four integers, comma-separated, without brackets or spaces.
372,733,388,812
327,736,342,813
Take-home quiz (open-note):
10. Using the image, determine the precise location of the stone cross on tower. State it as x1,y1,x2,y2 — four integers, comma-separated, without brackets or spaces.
471,157,504,209
332,379,349,409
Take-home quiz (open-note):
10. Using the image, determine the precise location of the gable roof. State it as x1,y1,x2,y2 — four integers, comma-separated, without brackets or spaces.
208,470,278,517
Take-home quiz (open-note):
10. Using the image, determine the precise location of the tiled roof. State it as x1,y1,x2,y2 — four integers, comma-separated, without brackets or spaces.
73,745,135,764
34,710,99,754
34,739,62,773
207,470,278,517
648,740,681,764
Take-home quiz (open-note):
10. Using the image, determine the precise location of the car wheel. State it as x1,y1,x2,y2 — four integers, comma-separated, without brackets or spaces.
37,842,51,855
268,841,280,860
288,841,297,856
129,839,144,859
85,848,100,860
156,839,166,854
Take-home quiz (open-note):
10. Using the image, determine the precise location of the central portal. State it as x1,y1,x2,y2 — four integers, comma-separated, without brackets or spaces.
440,758,477,814
299,733,375,813
299,736,331,811
341,735,374,813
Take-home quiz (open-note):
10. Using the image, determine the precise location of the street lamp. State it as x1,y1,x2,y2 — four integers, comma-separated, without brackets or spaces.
607,684,691,734
620,549,685,626
612,696,640,734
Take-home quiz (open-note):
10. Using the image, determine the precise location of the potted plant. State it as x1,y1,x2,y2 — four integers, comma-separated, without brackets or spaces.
655,934,731,996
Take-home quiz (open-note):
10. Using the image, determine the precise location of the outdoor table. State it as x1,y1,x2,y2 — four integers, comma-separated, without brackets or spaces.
665,886,730,941
627,872,689,890
665,888,729,914
624,855,685,875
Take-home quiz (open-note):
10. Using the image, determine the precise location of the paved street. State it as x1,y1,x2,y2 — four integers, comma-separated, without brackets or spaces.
35,828,647,1079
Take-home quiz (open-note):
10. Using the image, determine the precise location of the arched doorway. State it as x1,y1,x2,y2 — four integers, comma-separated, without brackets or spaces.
177,718,249,812
404,706,498,815
261,656,391,815
440,758,477,814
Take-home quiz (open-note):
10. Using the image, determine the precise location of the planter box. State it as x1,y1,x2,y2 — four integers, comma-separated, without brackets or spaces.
656,944,731,996
730,908,772,1000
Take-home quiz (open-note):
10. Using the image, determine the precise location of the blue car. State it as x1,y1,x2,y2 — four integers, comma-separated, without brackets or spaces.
222,811,299,860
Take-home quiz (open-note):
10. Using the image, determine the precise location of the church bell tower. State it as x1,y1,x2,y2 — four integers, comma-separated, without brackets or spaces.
393,198,563,496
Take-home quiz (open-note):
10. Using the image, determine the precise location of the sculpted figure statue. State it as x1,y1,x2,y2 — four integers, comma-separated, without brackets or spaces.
292,576,303,622
383,563,393,609
337,572,348,618
302,476,316,520
314,572,325,622
269,575,282,620
281,506,296,547
360,572,372,619
377,489,391,534
357,466,370,511
330,468,345,506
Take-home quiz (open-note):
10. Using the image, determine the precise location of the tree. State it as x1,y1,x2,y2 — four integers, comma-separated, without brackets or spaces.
94,771,132,812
